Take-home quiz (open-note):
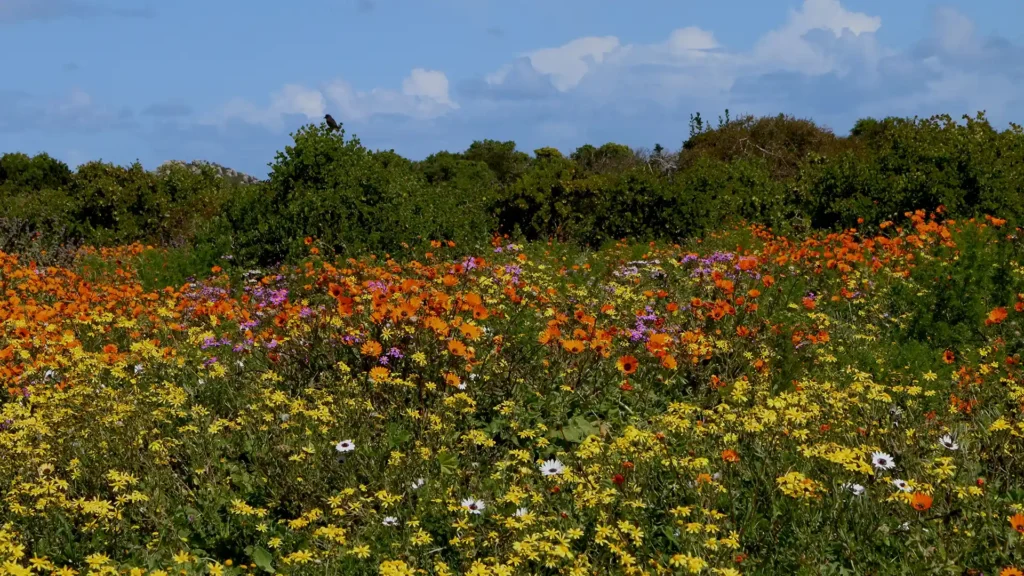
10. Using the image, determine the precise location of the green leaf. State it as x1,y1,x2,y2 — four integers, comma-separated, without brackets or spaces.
438,451,459,476
561,415,599,443
249,546,275,573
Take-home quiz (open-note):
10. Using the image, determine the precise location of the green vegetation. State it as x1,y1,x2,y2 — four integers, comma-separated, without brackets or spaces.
3,111,1023,278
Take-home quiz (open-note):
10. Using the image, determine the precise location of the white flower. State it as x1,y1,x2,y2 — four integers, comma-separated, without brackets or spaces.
539,459,565,476
938,434,959,450
461,498,485,515
514,507,528,517
411,478,425,490
335,440,355,453
871,451,895,470
382,516,399,527
842,483,865,496
892,479,911,492
134,364,143,374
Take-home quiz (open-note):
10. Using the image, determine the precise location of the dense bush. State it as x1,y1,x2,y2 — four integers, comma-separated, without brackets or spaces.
221,125,496,265
3,111,1024,269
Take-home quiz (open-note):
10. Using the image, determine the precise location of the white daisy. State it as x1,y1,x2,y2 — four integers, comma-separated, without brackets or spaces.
842,482,866,496
539,459,565,476
411,478,425,490
461,498,485,515
892,479,911,492
335,440,355,453
381,516,399,527
938,434,959,450
871,451,895,470
514,507,528,517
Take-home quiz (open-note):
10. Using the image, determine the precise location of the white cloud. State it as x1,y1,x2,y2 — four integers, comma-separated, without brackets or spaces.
216,84,325,131
402,68,453,105
526,36,620,91
149,0,1024,175
749,0,881,74
666,27,719,54
932,6,977,55
216,69,457,130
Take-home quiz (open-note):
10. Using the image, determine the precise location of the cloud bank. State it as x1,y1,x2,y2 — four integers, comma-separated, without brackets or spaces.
5,0,1024,177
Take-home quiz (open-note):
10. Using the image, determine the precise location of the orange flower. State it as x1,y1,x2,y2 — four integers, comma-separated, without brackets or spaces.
943,350,955,364
737,257,757,271
910,493,933,511
368,366,390,382
1010,513,1024,534
561,339,585,354
660,355,678,370
444,373,461,388
1001,568,1023,576
448,340,467,357
721,449,740,463
987,307,1009,325
361,340,383,357
616,355,638,375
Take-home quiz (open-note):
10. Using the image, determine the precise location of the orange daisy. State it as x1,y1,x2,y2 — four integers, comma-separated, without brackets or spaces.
1010,513,1024,534
616,355,638,375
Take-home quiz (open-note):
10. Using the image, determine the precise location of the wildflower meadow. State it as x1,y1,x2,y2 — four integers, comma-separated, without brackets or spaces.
2,210,1024,575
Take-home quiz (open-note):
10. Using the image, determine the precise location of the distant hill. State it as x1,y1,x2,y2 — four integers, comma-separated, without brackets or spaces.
155,160,262,185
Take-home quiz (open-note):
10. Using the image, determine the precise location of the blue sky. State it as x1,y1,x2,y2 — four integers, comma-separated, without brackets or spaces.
2,0,1023,177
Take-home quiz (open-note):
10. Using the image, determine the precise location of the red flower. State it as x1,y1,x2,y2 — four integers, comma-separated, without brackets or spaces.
612,474,625,486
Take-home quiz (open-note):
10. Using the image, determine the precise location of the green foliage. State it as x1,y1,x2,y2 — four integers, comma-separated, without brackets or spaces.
3,110,1024,272
224,122,495,267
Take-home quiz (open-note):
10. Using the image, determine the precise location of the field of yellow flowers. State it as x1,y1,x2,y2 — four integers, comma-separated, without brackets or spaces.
3,210,1024,575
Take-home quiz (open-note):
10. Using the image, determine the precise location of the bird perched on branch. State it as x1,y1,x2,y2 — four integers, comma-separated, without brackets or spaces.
324,114,340,132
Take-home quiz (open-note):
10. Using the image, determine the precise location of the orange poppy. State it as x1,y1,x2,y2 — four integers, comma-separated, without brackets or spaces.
721,449,740,463
910,493,933,511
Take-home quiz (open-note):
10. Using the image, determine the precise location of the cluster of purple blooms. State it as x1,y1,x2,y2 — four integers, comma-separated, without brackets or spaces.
378,347,404,365
201,336,233,350
681,251,763,281
629,306,660,343
180,284,231,303
613,259,665,280
492,243,519,254
502,264,523,285
247,285,288,308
